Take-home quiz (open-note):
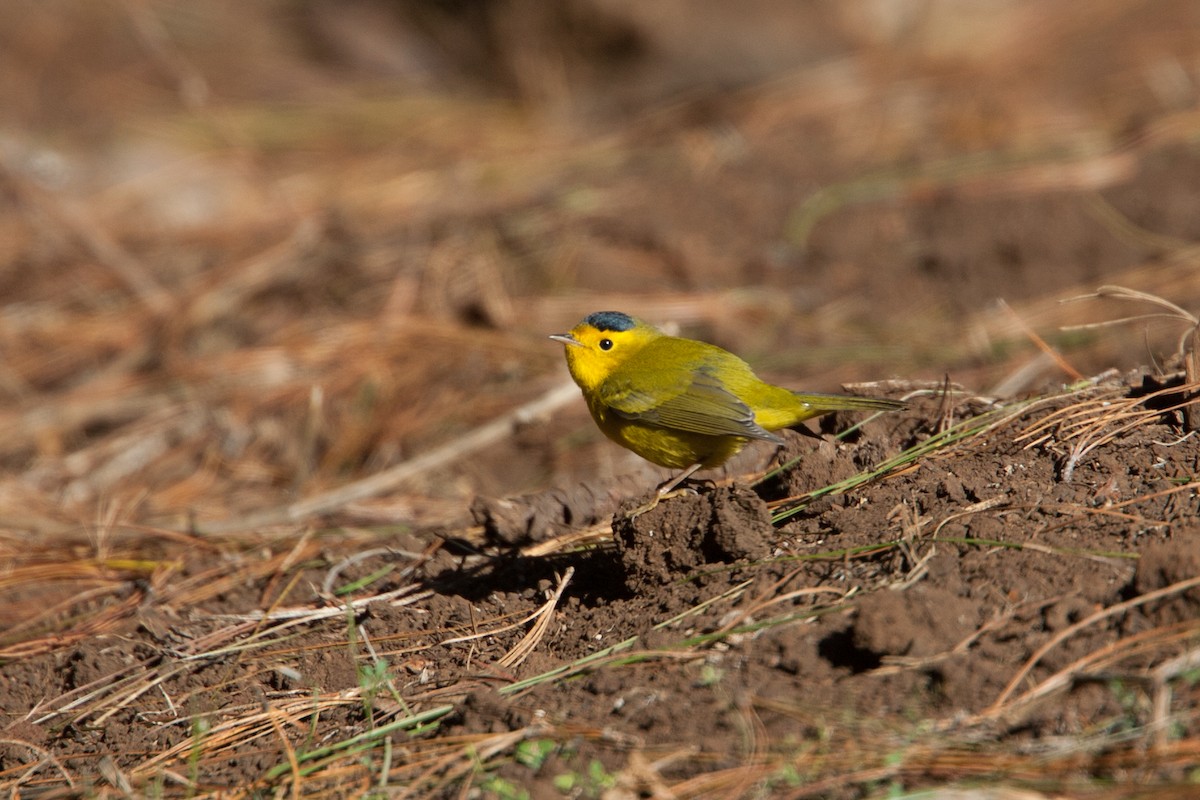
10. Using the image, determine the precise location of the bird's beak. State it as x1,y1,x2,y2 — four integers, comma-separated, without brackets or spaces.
549,333,583,348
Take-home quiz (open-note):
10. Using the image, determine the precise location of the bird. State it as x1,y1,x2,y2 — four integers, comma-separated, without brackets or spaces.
550,310,904,492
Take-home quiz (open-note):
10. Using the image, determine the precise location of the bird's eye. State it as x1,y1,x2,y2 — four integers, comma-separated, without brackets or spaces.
599,338,613,351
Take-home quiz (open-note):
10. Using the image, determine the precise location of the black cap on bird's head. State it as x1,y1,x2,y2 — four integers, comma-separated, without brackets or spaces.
583,311,636,332
550,310,658,392
549,310,653,357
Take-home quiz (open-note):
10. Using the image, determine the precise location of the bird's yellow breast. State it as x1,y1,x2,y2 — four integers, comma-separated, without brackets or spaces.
584,395,749,469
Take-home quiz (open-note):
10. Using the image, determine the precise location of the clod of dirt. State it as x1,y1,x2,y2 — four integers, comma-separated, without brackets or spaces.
472,476,651,545
1133,535,1200,623
753,437,848,500
851,585,981,659
612,485,773,590
441,689,526,735
472,488,601,546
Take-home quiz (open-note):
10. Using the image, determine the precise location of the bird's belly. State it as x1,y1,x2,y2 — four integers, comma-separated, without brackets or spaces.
591,407,748,470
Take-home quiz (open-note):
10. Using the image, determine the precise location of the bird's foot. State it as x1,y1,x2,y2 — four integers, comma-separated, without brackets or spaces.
624,464,706,520
625,485,699,520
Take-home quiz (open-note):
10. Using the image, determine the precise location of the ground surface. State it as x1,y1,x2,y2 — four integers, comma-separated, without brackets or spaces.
2,2,1200,798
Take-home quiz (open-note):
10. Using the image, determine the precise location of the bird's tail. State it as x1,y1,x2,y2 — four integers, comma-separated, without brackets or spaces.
790,391,906,415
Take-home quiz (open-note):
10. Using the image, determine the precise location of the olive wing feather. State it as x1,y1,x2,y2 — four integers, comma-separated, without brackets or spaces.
598,364,784,443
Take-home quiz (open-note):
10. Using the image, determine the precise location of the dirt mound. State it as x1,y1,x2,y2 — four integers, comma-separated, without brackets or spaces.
614,485,774,589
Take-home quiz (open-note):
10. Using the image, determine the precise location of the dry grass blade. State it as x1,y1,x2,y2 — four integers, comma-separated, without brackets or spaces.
1063,284,1198,327
216,583,429,625
1186,324,1200,431
1084,195,1200,256
769,394,1043,522
1015,379,1200,480
1152,646,1200,749
996,298,1084,383
0,738,78,792
182,220,324,328
984,618,1200,733
983,573,1200,719
1060,285,1200,427
401,725,550,799
497,567,573,669
0,590,146,660
161,539,327,608
198,381,581,533
519,520,613,557
89,663,196,727
30,651,174,725
129,694,359,780
0,390,175,461
0,153,175,316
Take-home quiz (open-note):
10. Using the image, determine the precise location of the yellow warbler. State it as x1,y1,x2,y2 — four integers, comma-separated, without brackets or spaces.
551,311,903,481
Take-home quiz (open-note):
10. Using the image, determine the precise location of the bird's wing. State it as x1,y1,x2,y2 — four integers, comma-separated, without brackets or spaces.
600,365,784,443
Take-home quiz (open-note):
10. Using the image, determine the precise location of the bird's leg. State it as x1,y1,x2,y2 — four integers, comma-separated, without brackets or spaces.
626,463,703,520
656,462,703,497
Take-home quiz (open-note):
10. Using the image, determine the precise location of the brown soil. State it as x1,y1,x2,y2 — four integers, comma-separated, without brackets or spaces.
3,3,1200,799
5,383,1200,798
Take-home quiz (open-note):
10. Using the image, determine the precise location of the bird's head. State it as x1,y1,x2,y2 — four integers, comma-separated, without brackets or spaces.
549,311,662,393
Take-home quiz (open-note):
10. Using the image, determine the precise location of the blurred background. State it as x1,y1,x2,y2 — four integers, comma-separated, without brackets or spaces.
2,0,1199,532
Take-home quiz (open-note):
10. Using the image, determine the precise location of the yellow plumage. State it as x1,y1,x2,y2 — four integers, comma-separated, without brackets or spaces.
550,311,903,471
